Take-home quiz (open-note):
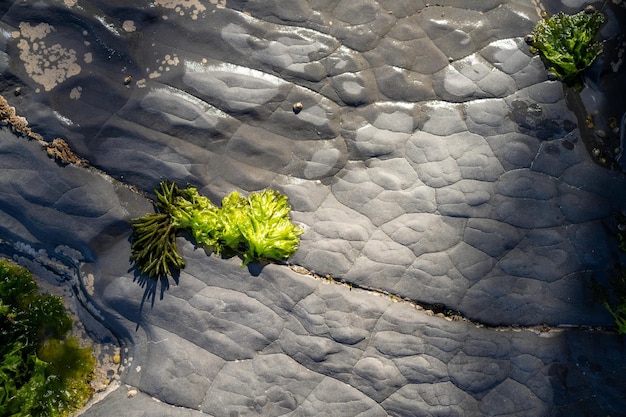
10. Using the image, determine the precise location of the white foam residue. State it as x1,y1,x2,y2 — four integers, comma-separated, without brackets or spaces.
423,100,461,110
54,111,74,126
375,101,416,111
284,176,318,185
430,19,449,27
95,15,120,36
0,28,12,41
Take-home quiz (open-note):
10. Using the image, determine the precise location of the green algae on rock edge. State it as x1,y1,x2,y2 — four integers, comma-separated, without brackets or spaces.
0,259,96,417
130,181,304,279
527,8,605,87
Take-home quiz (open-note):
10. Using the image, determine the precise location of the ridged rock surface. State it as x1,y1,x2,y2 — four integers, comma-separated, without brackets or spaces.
0,0,625,415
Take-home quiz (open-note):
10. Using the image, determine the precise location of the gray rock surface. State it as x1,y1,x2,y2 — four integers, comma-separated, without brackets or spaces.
1,0,626,415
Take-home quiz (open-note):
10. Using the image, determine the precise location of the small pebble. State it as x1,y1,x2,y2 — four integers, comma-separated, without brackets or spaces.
592,148,601,157
124,75,133,85
292,102,303,114
14,87,22,96
127,389,137,398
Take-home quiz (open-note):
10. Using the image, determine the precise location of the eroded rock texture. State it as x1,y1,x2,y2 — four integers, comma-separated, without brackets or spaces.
1,0,625,415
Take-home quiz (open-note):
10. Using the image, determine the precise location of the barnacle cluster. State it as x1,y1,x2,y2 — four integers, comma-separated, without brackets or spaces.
0,94,41,140
130,181,303,278
1,94,87,166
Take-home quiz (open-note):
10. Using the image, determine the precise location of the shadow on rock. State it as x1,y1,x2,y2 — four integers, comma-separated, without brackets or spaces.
130,265,179,319
246,261,267,277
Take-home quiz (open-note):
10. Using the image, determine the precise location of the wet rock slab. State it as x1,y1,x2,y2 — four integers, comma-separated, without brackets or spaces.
1,0,626,415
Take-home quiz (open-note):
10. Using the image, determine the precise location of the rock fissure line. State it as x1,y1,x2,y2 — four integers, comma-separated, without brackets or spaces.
286,263,616,334
2,93,618,337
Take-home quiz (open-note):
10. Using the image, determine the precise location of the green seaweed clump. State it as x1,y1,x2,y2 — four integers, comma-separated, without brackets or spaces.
0,259,96,417
130,181,188,278
527,8,605,86
130,181,304,278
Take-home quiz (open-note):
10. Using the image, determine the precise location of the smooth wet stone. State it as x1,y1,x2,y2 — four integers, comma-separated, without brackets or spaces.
1,0,626,416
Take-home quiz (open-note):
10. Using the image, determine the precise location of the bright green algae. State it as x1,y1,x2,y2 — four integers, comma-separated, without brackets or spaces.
0,259,95,417
528,9,605,86
130,181,304,278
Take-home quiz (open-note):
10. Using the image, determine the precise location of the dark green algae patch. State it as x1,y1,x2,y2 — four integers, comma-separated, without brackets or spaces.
0,259,95,417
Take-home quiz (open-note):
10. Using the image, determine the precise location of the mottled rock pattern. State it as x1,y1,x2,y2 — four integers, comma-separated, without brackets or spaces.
0,0,625,416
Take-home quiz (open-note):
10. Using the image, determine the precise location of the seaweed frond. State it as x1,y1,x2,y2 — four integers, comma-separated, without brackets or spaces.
527,9,605,87
129,181,186,278
129,181,304,278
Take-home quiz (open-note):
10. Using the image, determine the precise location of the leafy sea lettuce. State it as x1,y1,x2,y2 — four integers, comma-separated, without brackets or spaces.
528,9,605,85
170,185,221,249
240,190,304,266
130,181,304,278
214,192,250,255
